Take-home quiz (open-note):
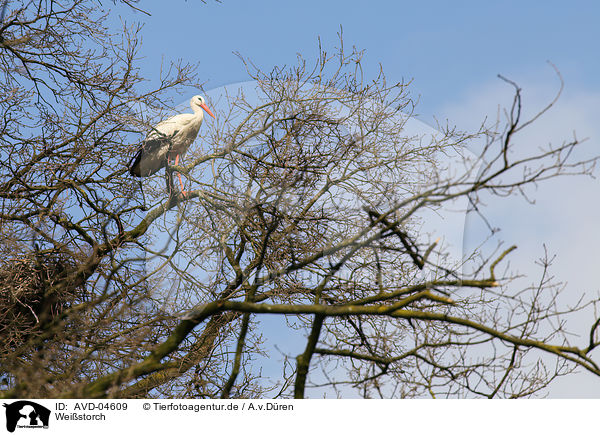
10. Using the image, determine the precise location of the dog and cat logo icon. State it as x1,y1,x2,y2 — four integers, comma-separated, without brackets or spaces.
2,401,50,432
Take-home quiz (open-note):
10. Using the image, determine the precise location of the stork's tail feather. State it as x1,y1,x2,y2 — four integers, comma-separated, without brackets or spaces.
128,139,169,177
128,148,144,177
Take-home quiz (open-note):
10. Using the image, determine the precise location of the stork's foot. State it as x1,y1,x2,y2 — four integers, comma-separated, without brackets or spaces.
174,163,189,198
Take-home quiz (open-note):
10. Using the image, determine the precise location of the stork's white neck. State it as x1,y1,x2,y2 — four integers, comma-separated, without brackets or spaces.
190,101,205,119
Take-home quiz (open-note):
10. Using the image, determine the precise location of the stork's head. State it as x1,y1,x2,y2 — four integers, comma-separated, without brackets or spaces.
191,95,216,119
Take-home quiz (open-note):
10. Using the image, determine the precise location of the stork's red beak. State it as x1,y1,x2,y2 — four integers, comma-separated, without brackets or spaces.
200,103,216,119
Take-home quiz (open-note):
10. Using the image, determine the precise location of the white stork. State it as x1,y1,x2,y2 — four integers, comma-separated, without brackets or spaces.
129,95,215,194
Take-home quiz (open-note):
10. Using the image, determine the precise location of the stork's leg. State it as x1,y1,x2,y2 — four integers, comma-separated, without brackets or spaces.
174,154,186,196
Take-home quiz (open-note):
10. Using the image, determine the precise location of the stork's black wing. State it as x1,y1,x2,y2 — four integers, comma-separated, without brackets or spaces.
129,132,177,177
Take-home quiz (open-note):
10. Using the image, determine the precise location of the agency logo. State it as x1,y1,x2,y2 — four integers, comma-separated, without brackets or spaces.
2,401,50,433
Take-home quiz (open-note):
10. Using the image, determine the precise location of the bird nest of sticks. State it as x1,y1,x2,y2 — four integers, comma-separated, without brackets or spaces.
0,252,84,358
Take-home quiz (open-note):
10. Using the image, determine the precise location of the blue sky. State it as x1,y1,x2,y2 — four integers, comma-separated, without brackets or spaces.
128,0,600,120
117,1,600,397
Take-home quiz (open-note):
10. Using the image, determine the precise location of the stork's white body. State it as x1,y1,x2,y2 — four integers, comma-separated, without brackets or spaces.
129,95,213,177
